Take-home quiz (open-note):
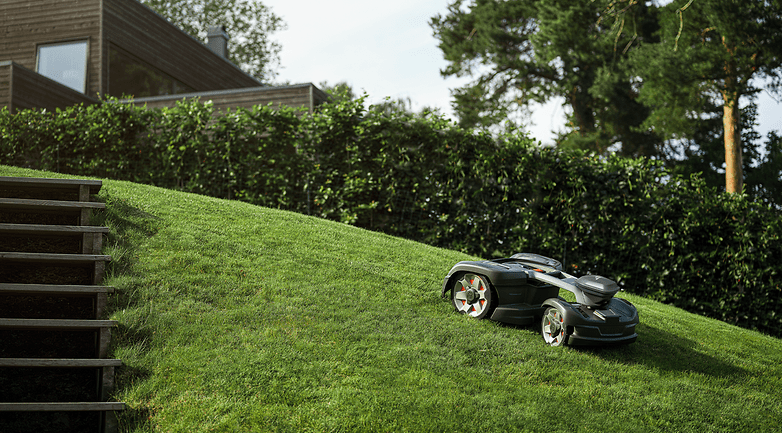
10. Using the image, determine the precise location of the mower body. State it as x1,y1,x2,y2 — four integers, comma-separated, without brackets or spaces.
442,253,638,346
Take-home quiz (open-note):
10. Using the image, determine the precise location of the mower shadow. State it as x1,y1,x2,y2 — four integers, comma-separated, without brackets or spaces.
497,318,747,378
572,322,749,378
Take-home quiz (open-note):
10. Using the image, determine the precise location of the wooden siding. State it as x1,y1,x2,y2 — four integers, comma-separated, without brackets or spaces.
102,0,261,95
0,0,102,97
0,62,10,110
127,83,329,114
1,62,98,113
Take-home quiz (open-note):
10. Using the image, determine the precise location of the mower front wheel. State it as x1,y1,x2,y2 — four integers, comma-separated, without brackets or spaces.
541,306,568,347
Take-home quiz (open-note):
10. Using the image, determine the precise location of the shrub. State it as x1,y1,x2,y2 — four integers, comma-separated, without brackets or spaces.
2,98,780,336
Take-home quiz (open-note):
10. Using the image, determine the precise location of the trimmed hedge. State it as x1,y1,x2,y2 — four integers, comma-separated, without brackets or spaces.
2,97,780,336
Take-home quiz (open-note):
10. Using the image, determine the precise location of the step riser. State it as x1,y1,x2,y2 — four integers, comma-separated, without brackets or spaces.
0,210,100,226
0,367,103,402
1,198,105,227
0,284,114,319
0,210,82,226
0,223,107,254
0,262,106,286
1,329,108,359
1,235,85,254
0,293,104,320
0,251,110,286
0,411,114,433
0,366,117,401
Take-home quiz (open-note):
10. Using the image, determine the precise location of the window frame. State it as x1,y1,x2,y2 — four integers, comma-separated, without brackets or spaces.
35,38,90,94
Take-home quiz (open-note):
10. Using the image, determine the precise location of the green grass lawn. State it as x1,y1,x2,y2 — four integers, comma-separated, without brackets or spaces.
3,166,782,433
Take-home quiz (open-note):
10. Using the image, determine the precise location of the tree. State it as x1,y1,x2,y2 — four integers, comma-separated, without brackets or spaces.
319,81,358,104
630,0,782,193
430,0,541,129
748,131,782,206
141,0,285,82
319,81,442,118
430,0,661,156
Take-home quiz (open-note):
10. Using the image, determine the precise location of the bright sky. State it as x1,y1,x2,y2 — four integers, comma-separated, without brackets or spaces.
263,0,782,146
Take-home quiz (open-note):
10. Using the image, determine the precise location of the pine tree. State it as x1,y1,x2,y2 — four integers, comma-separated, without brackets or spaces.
631,0,782,193
431,0,661,156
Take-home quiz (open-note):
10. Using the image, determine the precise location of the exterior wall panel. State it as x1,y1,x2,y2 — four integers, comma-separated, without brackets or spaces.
3,62,98,113
102,0,261,96
125,84,328,114
0,63,11,111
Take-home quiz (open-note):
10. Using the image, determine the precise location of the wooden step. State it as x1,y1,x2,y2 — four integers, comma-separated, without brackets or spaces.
0,358,122,368
0,176,102,201
0,198,105,211
0,402,124,411
0,283,115,319
0,252,111,285
0,176,102,191
0,223,109,236
0,197,105,226
0,223,109,254
0,358,123,402
0,319,117,358
0,318,118,330
0,252,111,264
0,283,115,295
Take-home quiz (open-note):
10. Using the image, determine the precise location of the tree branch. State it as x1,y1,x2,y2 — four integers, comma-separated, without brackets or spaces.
674,0,695,51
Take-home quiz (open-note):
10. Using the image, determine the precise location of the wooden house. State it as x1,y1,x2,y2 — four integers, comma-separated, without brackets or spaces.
0,0,327,114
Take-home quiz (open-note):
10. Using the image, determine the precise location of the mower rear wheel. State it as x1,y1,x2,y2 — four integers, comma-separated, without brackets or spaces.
451,273,494,319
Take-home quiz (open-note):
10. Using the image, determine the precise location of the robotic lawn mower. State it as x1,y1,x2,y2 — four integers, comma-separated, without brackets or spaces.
442,253,638,346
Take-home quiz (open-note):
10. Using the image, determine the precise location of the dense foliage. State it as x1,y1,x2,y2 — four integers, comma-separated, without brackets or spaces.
1,99,780,337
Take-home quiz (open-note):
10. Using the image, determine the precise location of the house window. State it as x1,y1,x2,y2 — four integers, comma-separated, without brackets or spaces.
108,44,194,98
36,40,89,93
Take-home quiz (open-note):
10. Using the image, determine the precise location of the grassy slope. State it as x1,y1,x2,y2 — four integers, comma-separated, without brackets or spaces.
3,166,781,433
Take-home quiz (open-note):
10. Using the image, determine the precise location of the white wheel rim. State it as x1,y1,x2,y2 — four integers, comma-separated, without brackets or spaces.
542,308,566,346
453,273,489,317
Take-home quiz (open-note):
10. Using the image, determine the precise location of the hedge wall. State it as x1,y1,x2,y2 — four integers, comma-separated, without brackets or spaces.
2,97,780,337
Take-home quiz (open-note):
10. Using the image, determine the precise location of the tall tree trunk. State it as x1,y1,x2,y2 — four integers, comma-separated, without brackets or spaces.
723,92,743,193
722,38,743,194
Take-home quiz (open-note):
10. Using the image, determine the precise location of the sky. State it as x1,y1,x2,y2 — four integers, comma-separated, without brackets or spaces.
263,0,782,146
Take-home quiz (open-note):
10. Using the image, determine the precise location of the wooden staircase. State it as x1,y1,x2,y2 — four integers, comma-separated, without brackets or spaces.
0,177,124,433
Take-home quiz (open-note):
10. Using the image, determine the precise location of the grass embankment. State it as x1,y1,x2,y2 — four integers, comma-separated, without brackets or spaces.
2,166,781,433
